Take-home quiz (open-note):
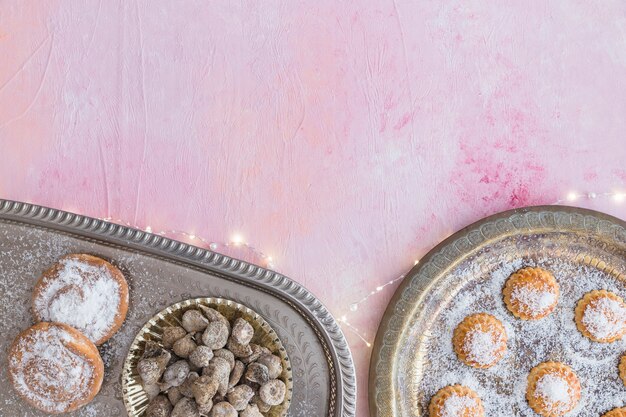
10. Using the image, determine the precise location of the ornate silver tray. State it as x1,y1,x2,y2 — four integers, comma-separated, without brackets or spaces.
370,206,626,416
0,199,356,416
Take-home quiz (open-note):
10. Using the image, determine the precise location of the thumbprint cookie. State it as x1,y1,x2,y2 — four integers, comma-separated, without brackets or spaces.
575,290,626,343
503,267,559,320
526,362,581,417
453,313,507,368
428,385,484,417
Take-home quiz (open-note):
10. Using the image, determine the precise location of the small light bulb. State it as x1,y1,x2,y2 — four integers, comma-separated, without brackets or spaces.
566,192,578,202
366,342,372,347
588,192,597,199
145,226,152,233
349,303,358,312
231,234,244,245
614,193,626,203
376,286,383,292
189,234,196,240
340,315,347,322
414,259,419,265
209,243,218,250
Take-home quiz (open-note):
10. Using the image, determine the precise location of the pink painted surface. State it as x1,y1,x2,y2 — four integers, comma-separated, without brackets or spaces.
2,1,626,414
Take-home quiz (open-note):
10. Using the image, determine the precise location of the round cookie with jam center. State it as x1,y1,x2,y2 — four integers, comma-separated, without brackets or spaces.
453,313,507,369
503,267,559,320
428,385,484,417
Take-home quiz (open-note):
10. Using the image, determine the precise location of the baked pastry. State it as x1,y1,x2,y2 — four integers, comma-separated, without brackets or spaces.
428,385,484,417
7,322,104,414
453,313,507,368
575,290,626,343
603,408,626,417
620,353,626,386
503,267,559,320
32,254,129,345
526,362,581,417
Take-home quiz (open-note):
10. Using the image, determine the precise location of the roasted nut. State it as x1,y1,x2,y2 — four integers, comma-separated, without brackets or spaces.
228,361,245,388
179,372,199,398
163,326,187,349
173,334,197,359
226,384,255,410
257,354,283,379
161,360,190,390
172,397,200,417
198,306,231,328
250,395,271,413
204,357,230,396
192,375,219,405
168,386,183,405
241,344,269,364
259,379,286,406
212,349,235,371
202,321,229,350
182,310,210,333
190,346,214,368
209,402,237,417
138,358,166,385
240,404,264,417
144,383,161,400
143,342,172,366
145,395,173,417
227,337,253,358
198,399,213,415
245,363,269,384
231,318,254,345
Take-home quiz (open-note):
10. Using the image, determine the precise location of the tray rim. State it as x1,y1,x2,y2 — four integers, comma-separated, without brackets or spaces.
369,205,626,417
0,199,356,417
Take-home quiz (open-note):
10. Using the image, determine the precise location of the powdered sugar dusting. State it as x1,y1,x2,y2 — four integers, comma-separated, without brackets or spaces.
9,325,94,413
463,329,504,366
534,374,572,414
412,243,626,416
441,394,479,417
582,297,626,341
511,286,556,316
33,258,123,343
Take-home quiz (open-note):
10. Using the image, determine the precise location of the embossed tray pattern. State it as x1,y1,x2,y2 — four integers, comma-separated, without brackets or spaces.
370,206,626,417
0,199,356,417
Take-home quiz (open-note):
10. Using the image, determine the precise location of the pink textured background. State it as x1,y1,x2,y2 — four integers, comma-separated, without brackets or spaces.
2,1,626,414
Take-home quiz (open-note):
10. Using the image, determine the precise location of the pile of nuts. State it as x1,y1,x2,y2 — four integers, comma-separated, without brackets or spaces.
137,305,287,417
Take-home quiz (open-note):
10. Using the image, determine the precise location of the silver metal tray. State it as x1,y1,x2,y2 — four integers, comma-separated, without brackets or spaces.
370,206,626,417
0,199,356,416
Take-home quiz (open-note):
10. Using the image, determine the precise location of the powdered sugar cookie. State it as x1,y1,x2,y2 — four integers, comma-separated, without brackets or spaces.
428,385,484,417
603,408,626,417
7,322,104,414
503,267,559,320
453,313,507,368
32,254,129,345
526,362,581,417
575,290,626,343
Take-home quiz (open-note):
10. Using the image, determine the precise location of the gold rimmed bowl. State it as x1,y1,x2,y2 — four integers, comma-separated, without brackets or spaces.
122,297,293,416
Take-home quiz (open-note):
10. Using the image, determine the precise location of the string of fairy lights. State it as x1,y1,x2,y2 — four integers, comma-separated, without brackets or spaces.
99,190,625,348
